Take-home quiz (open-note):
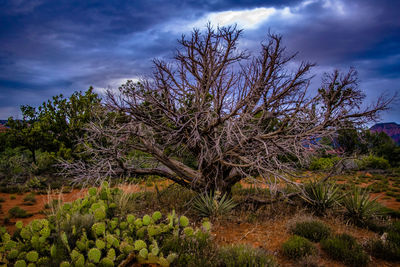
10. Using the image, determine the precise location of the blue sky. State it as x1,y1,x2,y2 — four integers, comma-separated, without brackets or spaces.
0,0,399,123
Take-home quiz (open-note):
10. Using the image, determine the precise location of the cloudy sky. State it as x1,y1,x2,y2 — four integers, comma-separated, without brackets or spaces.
0,0,399,123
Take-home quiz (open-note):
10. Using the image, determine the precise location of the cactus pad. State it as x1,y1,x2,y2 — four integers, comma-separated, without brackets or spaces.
88,187,97,196
179,216,189,227
100,257,114,267
88,248,101,263
152,211,162,222
14,260,27,267
142,215,151,226
134,240,147,251
15,221,23,229
96,239,106,250
139,248,148,259
127,214,135,224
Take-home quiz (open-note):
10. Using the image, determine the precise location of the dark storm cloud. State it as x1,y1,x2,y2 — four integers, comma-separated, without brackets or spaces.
0,0,399,122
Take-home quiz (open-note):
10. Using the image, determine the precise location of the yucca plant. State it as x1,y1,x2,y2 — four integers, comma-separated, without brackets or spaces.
342,186,386,225
301,180,343,215
192,191,237,219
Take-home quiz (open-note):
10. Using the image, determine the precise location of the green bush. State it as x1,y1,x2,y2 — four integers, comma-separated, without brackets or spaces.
357,155,390,170
342,186,386,225
368,221,400,261
282,235,315,259
23,193,37,205
24,176,48,190
302,180,342,214
309,156,339,171
369,239,400,261
290,220,331,242
321,233,369,266
0,147,32,179
217,244,276,267
8,206,31,218
32,151,56,174
160,228,217,266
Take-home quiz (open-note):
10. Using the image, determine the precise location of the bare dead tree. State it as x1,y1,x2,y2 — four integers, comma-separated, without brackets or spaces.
62,25,393,193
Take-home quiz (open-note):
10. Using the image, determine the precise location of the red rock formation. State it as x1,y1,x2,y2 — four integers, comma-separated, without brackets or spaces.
370,122,400,145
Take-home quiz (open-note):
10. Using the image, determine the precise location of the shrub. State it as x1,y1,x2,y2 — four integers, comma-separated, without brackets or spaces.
368,221,400,261
31,151,56,174
23,193,37,205
321,233,369,266
309,156,339,171
192,191,237,219
342,186,386,225
282,235,315,259
161,230,217,266
369,239,400,261
3,216,10,224
357,155,390,170
24,176,47,190
0,147,32,179
8,206,31,218
0,197,5,202
298,255,321,267
290,220,331,242
217,244,276,267
302,180,342,214
10,195,16,200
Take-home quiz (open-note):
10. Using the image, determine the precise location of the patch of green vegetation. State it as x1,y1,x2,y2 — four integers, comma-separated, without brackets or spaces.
160,230,217,266
217,244,276,267
301,180,342,215
309,156,339,171
321,233,368,266
8,206,31,218
23,192,37,205
282,235,315,259
290,220,331,242
368,221,400,261
342,186,386,225
357,155,391,170
192,191,237,219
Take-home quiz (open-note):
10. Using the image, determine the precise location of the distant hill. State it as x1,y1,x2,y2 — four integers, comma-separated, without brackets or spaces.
370,122,400,145
0,120,7,125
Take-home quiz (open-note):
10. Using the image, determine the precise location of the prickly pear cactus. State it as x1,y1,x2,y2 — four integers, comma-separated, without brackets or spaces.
0,183,211,267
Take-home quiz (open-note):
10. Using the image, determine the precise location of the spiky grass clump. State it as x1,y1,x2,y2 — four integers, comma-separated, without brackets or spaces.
342,186,386,225
301,180,342,215
192,191,237,219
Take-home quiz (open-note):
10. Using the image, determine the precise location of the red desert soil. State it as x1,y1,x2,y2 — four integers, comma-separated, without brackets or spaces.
212,214,396,266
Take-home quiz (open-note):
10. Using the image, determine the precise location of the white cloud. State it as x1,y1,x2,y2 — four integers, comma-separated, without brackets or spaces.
93,77,140,95
198,8,279,29
322,0,346,15
167,7,296,33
